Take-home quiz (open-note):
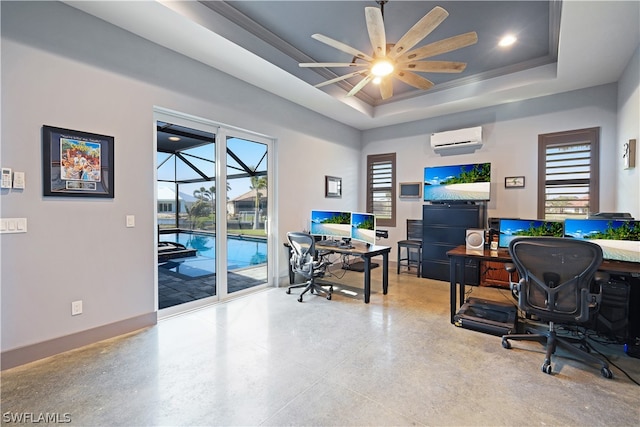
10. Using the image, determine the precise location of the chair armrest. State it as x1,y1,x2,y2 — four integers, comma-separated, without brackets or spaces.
585,271,610,309
504,263,519,296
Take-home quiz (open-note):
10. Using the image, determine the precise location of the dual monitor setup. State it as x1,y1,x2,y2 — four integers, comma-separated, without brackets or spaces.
492,216,639,263
310,210,376,247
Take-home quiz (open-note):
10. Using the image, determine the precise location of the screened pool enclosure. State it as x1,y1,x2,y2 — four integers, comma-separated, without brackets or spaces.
156,120,270,310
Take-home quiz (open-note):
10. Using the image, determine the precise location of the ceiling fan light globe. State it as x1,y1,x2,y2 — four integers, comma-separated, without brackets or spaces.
372,76,382,85
371,60,394,77
498,34,517,47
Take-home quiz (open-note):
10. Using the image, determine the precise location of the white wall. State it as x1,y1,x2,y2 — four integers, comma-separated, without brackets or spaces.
617,45,640,218
362,84,621,245
0,1,360,357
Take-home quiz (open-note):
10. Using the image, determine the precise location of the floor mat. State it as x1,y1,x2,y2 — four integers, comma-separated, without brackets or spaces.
341,261,379,272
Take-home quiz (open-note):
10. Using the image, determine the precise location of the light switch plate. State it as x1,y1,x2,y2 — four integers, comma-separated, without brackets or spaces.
0,218,27,233
12,171,25,189
126,215,135,228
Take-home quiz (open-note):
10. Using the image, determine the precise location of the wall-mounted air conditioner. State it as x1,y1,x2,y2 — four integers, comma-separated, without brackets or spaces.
430,126,483,154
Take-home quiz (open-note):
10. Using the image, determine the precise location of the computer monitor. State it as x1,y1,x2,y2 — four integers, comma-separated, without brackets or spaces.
423,163,491,202
310,210,351,239
564,218,640,263
498,218,564,248
351,212,376,246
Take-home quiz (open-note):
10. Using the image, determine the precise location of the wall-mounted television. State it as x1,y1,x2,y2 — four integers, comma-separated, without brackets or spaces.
423,163,491,202
310,210,351,239
351,212,376,246
498,219,564,248
564,219,640,263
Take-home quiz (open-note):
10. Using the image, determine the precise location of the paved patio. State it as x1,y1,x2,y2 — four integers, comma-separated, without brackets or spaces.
158,262,267,309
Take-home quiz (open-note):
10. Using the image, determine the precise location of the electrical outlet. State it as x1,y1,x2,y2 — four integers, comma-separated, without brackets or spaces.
71,300,83,316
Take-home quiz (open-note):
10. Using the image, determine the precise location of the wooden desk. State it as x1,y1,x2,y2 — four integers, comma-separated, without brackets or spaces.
286,242,391,304
446,245,640,324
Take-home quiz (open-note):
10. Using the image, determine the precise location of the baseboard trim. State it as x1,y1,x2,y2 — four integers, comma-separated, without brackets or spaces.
1,312,157,371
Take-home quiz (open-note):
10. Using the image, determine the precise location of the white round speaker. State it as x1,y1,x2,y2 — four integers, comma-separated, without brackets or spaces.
466,229,485,250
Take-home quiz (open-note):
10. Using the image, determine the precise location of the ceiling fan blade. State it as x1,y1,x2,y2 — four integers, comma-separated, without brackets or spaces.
388,6,449,59
311,34,373,62
379,78,393,100
394,70,434,90
398,32,479,62
365,7,386,58
399,61,467,73
300,62,369,68
314,70,367,88
347,74,375,97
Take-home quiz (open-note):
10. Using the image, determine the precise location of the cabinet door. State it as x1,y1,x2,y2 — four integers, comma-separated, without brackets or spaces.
480,261,516,288
423,204,482,226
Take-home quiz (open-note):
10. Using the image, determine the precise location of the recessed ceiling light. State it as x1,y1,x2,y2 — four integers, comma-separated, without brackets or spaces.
499,34,517,47
168,136,181,142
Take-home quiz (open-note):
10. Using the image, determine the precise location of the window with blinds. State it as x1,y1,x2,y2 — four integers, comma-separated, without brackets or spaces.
538,128,599,220
367,153,396,227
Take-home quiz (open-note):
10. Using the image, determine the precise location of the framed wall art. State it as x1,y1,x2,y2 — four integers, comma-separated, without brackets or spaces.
504,176,525,188
325,175,342,198
42,125,114,198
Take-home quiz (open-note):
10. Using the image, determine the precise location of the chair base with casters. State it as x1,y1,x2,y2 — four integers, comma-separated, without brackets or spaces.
286,279,333,302
501,321,613,378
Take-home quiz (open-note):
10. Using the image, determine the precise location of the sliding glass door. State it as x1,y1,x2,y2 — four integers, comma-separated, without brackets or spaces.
155,109,273,313
223,131,270,296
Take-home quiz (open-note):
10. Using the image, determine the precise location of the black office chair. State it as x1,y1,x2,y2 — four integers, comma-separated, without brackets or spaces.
397,219,422,276
286,232,332,302
501,237,613,378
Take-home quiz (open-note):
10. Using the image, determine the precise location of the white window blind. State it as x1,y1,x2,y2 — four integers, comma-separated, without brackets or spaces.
538,128,599,219
367,153,396,227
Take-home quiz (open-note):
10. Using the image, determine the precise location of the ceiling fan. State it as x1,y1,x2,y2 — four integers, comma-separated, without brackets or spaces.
299,1,478,100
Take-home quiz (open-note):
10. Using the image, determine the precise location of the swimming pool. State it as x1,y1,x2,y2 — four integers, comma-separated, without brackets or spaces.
159,232,267,277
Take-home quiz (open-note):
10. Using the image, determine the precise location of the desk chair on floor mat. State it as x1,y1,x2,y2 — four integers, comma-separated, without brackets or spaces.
501,237,613,378
286,232,332,302
397,219,422,276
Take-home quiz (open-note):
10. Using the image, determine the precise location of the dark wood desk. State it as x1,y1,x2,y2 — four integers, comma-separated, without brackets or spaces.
286,242,391,304
447,245,640,324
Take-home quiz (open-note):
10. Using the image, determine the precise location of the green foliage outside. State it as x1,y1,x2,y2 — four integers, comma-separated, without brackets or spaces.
513,221,564,237
320,212,351,225
441,163,491,184
590,221,640,241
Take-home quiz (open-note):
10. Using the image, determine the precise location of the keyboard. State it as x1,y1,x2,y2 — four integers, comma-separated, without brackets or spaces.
319,240,353,249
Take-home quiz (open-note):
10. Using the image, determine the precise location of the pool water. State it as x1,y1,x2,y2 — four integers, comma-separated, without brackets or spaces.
159,232,267,277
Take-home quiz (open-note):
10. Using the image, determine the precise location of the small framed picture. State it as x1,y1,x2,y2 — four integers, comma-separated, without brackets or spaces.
399,182,422,199
505,176,525,188
325,175,342,198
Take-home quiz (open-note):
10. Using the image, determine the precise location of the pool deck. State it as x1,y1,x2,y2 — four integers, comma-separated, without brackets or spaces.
158,262,267,309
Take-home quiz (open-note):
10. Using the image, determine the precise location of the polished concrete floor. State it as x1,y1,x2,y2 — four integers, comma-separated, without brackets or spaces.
2,267,639,426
